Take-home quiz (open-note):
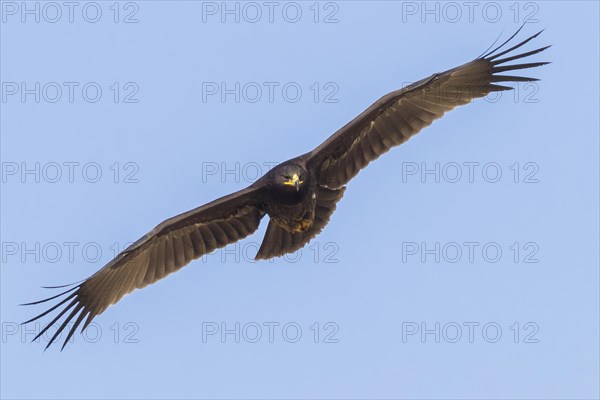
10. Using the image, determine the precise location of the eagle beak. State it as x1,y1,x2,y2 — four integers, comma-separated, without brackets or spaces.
284,174,303,191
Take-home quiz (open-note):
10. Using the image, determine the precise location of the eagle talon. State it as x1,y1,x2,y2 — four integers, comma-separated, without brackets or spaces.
301,219,312,230
290,219,313,233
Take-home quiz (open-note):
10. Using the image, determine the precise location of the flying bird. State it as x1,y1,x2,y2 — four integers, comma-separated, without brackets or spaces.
24,27,550,350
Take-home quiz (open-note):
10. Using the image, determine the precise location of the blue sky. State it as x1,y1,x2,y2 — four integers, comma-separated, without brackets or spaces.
1,1,599,399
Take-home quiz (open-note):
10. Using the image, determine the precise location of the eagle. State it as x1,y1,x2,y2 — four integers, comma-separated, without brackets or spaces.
24,27,550,350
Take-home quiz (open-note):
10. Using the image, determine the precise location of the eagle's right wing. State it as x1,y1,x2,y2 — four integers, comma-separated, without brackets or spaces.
307,28,550,190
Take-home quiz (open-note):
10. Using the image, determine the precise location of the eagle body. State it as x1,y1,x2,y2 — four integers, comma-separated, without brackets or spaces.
262,161,317,234
24,28,550,350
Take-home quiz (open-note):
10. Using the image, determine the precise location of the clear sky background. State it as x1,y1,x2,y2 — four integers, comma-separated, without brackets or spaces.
1,1,598,399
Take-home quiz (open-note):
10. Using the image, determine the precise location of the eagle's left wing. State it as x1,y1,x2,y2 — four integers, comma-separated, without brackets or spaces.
23,185,266,350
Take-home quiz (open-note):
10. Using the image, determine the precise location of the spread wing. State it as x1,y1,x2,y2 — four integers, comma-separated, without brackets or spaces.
23,186,266,350
307,28,550,189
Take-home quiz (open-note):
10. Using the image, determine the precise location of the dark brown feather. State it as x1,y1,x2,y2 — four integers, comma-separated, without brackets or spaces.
307,30,549,189
24,186,265,349
255,186,345,259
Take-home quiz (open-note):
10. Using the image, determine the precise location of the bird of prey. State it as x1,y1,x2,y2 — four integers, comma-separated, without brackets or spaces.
24,27,550,350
